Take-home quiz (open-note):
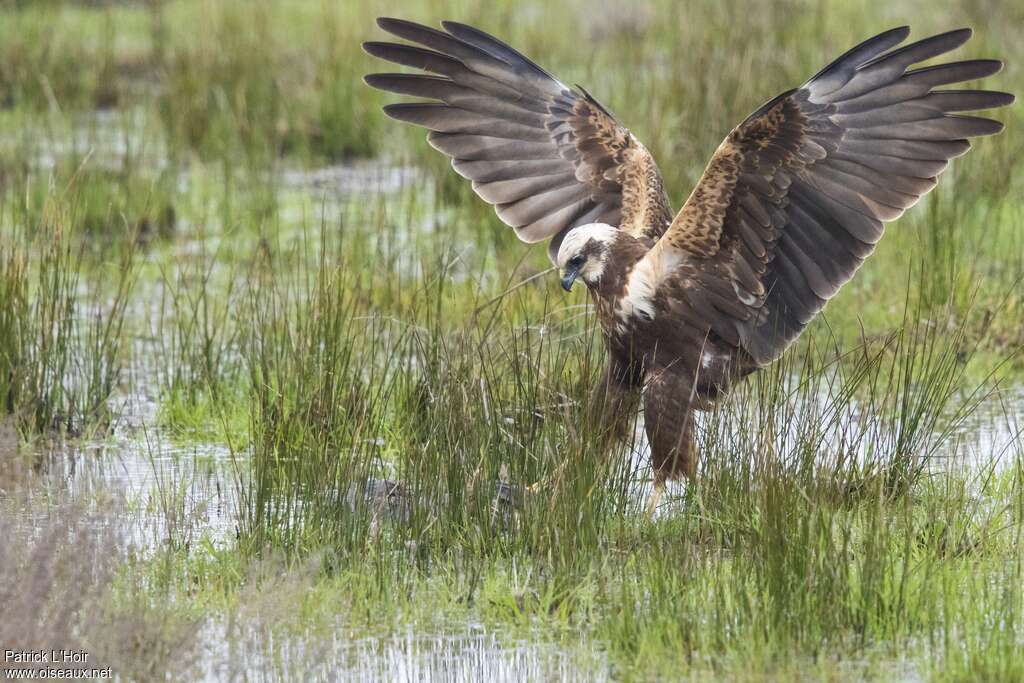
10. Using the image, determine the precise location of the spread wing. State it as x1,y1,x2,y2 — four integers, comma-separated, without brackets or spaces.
652,27,1012,367
363,18,672,262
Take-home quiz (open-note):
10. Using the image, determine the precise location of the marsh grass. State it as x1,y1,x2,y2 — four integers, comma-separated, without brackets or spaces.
0,201,136,437
153,234,248,440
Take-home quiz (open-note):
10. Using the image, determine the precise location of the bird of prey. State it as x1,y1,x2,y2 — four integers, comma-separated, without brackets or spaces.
363,19,1012,506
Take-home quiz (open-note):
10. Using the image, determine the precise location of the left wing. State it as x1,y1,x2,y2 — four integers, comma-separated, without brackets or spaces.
647,27,1012,367
362,18,673,261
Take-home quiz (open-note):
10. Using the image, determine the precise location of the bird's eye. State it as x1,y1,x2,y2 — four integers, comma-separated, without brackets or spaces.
568,255,585,268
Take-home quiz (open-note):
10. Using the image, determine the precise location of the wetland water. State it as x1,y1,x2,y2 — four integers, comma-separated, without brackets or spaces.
3,341,1019,679
6,299,1022,675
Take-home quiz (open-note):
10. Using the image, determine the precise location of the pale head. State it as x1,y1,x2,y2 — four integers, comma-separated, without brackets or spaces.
555,223,619,291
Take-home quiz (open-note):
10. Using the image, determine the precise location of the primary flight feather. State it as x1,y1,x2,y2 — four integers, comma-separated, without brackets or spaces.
363,19,1012,489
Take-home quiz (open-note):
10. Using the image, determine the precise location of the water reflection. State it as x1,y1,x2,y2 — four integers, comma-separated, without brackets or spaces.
201,625,609,682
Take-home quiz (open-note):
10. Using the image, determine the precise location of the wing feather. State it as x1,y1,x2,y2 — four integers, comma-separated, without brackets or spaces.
645,26,1011,372
364,18,673,261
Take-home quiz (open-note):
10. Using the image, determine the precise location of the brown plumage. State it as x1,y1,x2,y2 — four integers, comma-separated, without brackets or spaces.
364,20,1013,492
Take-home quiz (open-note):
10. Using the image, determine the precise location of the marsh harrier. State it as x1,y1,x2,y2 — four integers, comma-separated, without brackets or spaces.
363,20,1012,507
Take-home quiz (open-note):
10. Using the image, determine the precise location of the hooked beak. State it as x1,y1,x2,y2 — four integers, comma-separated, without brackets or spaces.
560,266,580,292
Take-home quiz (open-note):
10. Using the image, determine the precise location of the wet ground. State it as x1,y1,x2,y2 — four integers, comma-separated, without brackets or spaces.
12,359,1019,549
4,365,1018,679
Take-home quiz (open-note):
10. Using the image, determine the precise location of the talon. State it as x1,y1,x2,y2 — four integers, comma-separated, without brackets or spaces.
645,482,665,519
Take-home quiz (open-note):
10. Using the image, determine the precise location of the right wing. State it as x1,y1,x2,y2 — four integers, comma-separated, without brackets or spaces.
363,18,673,261
650,27,1012,367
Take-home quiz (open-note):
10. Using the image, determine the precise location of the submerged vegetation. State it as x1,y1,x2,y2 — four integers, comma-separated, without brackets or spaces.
0,0,1021,679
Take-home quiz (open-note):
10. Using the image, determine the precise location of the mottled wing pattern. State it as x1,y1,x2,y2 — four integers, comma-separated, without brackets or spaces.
362,18,672,261
656,27,1012,366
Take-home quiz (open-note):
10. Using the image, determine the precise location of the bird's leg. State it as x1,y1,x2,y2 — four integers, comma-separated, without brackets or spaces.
643,368,698,518
645,411,697,481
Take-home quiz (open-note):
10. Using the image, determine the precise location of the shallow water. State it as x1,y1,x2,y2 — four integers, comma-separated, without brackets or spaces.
192,625,610,682
11,337,1017,678
7,370,1019,544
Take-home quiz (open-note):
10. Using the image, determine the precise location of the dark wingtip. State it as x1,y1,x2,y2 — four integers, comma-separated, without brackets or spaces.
381,103,423,122
440,19,500,44
362,41,396,59
876,25,912,48
960,59,1004,77
377,16,423,36
888,25,912,41
986,91,1016,107
984,119,1006,135
922,27,974,54
439,19,470,34
938,26,973,44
